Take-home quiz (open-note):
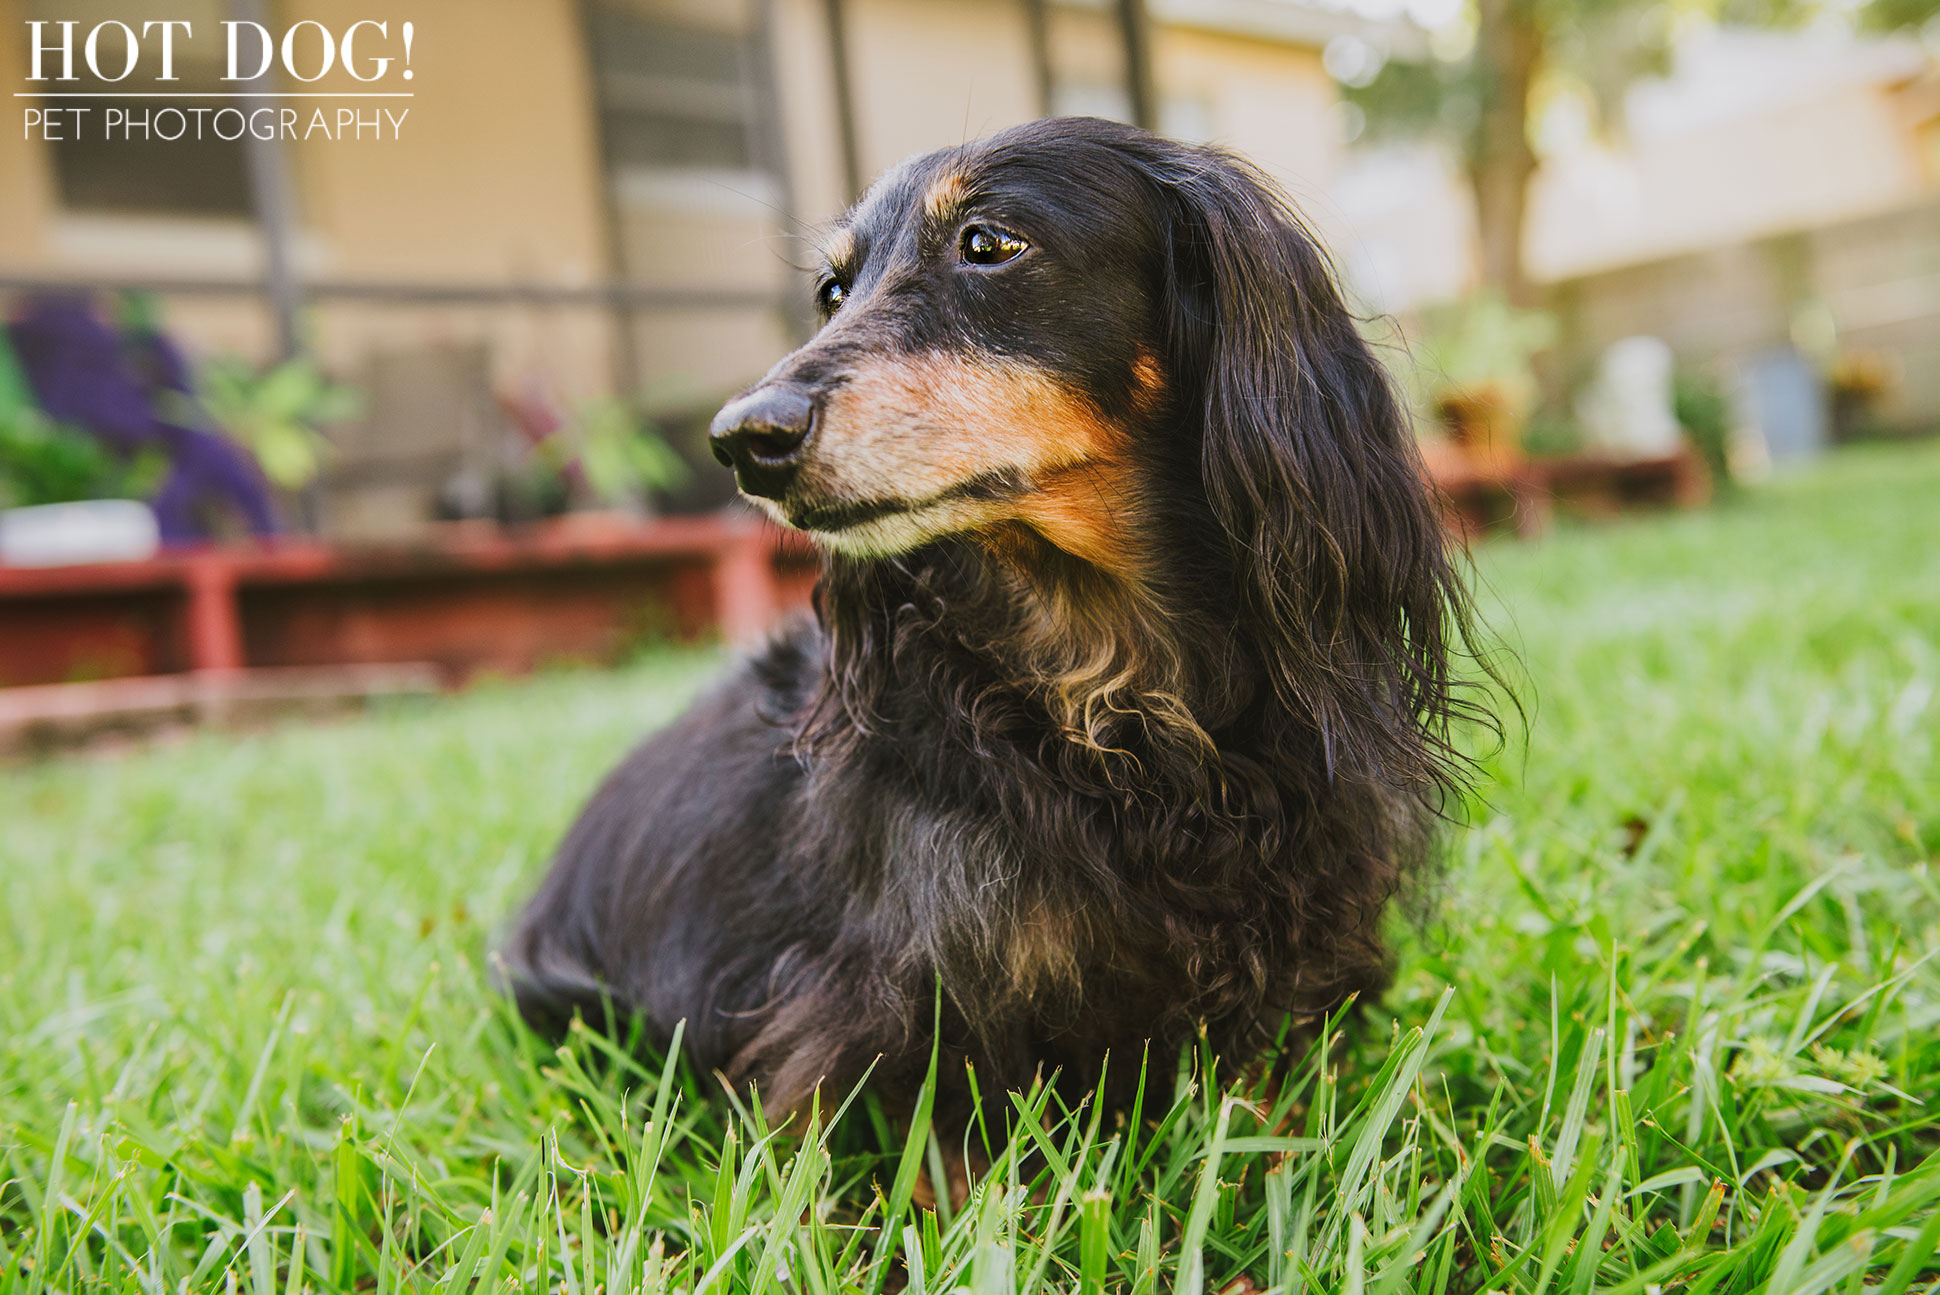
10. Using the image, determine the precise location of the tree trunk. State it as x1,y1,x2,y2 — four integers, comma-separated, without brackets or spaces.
1469,0,1542,305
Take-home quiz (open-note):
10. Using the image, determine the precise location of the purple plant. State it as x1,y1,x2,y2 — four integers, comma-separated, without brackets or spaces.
6,296,278,544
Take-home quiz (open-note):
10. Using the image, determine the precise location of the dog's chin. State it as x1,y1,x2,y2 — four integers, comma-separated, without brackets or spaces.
749,468,1030,558
750,491,981,558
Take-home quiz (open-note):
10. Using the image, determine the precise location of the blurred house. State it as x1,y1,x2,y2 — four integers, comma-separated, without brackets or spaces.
1340,25,1940,440
0,0,1386,536
1534,27,1940,441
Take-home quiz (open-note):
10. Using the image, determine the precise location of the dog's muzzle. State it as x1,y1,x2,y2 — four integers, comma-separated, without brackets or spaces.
709,385,816,499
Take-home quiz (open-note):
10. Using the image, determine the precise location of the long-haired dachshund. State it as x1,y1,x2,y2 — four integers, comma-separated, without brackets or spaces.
504,117,1481,1120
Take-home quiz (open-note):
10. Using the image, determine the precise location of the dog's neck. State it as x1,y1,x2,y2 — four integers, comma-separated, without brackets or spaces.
808,524,1253,785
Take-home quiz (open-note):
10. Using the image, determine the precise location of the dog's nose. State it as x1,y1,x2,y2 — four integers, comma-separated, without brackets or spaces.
708,386,815,499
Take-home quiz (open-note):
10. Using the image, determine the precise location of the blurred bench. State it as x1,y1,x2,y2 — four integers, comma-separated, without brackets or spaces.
1533,449,1712,518
1424,443,1711,539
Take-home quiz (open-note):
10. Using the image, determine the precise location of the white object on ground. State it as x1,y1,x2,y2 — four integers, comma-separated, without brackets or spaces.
1579,336,1686,458
0,499,161,568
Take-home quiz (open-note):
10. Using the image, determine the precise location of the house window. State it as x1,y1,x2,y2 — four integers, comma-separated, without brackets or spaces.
42,76,254,217
25,0,252,218
587,3,763,178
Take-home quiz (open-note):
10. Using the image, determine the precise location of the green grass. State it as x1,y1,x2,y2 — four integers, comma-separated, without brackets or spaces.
4,443,1939,1294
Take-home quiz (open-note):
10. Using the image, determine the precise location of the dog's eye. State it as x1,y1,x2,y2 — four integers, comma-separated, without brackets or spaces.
817,279,847,315
960,225,1027,266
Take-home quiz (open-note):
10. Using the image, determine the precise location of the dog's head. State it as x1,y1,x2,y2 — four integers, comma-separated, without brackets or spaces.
716,117,1471,779
713,117,1184,572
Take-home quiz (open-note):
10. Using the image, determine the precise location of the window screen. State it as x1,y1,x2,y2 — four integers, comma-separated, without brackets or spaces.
588,5,759,176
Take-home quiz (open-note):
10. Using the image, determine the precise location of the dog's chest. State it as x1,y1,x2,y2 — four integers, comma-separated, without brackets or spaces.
869,782,1183,985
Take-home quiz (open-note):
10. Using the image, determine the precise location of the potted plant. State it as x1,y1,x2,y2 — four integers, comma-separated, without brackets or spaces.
197,355,364,501
494,394,691,530
1410,292,1557,474
0,328,169,566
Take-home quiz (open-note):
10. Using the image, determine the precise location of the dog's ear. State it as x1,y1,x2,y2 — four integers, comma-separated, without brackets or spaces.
1158,149,1474,791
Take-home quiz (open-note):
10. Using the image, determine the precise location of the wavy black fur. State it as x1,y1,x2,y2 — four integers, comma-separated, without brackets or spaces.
502,118,1489,1120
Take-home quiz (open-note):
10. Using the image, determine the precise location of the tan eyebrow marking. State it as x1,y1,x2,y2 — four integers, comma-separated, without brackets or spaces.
922,168,971,222
823,226,856,272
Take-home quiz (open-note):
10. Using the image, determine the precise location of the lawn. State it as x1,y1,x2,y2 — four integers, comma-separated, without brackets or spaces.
3,443,1938,1294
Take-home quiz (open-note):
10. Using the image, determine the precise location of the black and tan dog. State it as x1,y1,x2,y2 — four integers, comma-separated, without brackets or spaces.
503,116,1483,1120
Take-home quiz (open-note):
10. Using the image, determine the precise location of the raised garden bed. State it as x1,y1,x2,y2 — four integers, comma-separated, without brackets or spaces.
0,512,817,690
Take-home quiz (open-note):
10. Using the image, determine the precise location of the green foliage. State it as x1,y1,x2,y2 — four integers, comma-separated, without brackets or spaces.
562,397,691,505
198,357,364,492
0,316,162,509
0,407,166,510
1345,41,1488,155
0,325,155,509
1518,405,1586,456
2,445,1938,1291
508,398,691,517
1673,366,1736,482
1343,0,1674,160
1721,0,1940,29
496,453,577,523
1349,0,1939,163
1408,291,1559,407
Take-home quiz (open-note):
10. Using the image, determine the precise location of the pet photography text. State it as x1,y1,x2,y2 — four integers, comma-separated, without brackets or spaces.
15,16,414,143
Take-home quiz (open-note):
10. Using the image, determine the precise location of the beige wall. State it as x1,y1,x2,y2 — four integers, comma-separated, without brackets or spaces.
769,0,851,228
1555,197,1940,433
772,0,1343,223
1153,25,1340,230
2,0,1344,403
283,0,617,397
288,0,609,287
1331,144,1479,313
1528,80,1933,283
846,0,1040,179
0,0,57,258
2,0,621,395
3,0,615,284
